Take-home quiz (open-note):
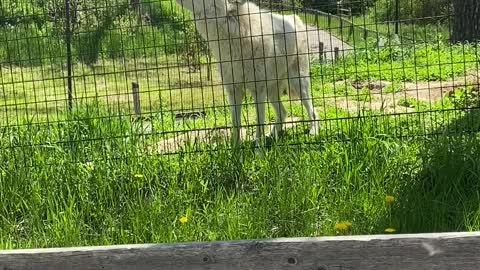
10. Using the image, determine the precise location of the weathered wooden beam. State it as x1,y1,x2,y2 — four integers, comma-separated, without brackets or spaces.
1,232,480,270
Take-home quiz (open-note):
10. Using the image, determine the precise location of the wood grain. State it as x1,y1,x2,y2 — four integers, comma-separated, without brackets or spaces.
2,232,480,270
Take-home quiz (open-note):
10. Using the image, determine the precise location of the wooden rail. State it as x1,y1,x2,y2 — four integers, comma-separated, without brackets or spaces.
2,232,480,270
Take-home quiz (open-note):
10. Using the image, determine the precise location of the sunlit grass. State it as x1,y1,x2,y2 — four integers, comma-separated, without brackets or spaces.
1,104,480,249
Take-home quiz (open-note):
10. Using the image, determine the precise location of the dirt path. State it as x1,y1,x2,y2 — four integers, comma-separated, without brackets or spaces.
150,117,303,154
332,71,480,114
306,25,352,61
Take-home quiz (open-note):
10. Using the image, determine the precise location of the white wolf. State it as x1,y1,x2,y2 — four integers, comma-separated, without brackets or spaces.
175,0,319,145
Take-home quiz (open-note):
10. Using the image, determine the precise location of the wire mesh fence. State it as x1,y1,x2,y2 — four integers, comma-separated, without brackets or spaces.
2,0,480,249
2,0,478,155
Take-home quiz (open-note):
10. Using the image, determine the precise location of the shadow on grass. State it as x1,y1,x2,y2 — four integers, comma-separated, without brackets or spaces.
395,108,480,233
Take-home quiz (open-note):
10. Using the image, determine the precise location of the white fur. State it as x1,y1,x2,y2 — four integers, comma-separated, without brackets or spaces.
176,0,319,145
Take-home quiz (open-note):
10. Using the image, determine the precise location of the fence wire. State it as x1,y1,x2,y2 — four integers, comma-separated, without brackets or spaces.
0,0,479,158
2,0,480,250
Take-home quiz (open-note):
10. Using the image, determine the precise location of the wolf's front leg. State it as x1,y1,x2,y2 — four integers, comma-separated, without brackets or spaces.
226,85,246,146
252,86,267,144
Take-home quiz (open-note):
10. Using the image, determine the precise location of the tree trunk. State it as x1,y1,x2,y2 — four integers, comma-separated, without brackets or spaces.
452,0,480,43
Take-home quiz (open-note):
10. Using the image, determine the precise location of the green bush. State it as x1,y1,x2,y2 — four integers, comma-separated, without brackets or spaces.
311,41,480,82
373,0,452,23
0,24,65,66
0,0,201,66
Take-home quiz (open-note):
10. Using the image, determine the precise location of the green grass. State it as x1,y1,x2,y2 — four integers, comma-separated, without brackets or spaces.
293,9,451,47
2,13,480,250
299,12,370,47
3,40,478,124
351,15,452,43
0,0,198,66
1,104,480,249
312,42,479,83
0,55,221,123
383,82,404,93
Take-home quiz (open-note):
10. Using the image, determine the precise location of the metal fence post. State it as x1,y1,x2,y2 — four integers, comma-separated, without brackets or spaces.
348,23,354,41
395,0,399,35
319,42,324,62
207,53,212,81
65,0,73,111
132,82,141,116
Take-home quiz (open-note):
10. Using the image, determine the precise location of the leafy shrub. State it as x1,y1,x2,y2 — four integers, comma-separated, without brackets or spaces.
0,0,202,66
372,0,452,23
449,86,480,110
311,40,480,83
0,23,65,65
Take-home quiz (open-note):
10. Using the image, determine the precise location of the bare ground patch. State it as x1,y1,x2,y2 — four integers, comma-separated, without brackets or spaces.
332,70,480,114
150,117,303,154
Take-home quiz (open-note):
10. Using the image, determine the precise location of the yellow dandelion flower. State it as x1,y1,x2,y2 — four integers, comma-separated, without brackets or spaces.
133,174,144,180
179,216,188,225
385,195,395,204
334,222,352,232
85,161,95,172
385,228,396,233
